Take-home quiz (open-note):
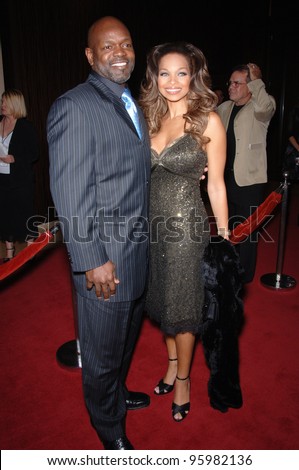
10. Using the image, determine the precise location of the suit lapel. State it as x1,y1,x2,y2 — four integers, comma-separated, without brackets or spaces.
87,74,140,137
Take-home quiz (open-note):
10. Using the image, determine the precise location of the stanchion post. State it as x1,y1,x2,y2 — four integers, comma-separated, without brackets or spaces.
56,252,82,370
260,171,297,290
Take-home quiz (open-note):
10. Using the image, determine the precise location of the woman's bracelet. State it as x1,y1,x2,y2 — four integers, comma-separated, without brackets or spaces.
217,228,231,237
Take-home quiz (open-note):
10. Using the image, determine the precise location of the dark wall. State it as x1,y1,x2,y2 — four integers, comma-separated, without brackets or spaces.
1,0,298,216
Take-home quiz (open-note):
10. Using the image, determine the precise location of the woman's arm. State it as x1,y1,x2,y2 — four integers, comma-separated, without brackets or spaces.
204,112,230,239
0,154,15,163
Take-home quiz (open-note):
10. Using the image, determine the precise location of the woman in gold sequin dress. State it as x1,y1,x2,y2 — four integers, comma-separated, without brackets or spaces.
139,42,229,422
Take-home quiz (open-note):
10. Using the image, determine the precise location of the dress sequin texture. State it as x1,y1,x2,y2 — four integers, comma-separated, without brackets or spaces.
145,134,210,335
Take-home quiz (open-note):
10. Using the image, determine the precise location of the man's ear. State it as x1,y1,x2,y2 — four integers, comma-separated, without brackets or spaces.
85,48,94,66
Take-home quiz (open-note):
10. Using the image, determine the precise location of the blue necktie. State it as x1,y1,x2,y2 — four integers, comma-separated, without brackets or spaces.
121,88,142,139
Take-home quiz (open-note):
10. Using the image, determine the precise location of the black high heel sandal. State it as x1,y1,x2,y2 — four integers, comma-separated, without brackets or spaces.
3,247,15,263
172,375,190,422
154,358,177,395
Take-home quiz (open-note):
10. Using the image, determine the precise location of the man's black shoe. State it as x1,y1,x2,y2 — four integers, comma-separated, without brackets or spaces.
103,436,134,450
125,391,150,410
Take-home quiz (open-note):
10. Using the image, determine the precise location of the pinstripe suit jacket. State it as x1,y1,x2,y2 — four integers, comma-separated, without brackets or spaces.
47,72,151,301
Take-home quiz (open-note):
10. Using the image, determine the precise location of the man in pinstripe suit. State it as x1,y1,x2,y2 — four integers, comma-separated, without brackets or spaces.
47,16,151,450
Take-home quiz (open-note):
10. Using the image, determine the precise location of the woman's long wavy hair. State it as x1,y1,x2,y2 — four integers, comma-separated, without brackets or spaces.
139,41,218,148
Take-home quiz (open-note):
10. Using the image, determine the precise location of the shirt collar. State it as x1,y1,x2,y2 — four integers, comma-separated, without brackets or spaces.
90,71,126,99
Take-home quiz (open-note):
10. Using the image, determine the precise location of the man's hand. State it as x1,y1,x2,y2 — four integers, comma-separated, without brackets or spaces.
247,63,262,81
86,260,120,300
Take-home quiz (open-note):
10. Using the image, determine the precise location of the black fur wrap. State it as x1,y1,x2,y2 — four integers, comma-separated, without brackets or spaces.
200,235,244,413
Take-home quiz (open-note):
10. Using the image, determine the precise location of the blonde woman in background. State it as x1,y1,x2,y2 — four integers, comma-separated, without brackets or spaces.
0,89,39,262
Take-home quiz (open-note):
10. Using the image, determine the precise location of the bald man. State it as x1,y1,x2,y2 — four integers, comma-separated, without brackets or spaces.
47,16,151,450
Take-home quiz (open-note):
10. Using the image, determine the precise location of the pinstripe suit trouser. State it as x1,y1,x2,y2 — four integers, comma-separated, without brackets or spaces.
76,292,145,442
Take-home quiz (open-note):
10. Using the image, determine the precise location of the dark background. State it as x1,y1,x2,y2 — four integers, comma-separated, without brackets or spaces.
1,0,299,217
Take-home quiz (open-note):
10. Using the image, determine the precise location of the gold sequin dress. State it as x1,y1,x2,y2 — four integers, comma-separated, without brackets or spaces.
145,134,210,335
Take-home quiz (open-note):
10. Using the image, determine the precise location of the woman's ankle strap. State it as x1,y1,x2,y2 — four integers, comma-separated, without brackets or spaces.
176,375,189,381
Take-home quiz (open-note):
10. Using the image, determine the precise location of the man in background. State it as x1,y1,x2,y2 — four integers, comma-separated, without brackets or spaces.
217,63,276,283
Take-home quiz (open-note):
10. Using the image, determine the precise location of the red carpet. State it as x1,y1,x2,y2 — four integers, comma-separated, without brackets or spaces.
0,182,299,450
